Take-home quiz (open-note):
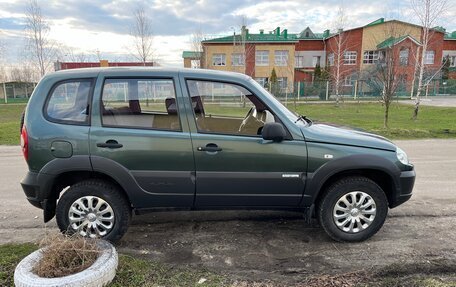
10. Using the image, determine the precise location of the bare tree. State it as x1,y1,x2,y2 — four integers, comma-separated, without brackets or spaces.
0,36,5,62
25,0,58,78
410,0,448,119
190,29,204,68
233,18,255,76
61,45,90,62
0,35,7,83
130,5,154,65
327,7,351,106
364,23,412,128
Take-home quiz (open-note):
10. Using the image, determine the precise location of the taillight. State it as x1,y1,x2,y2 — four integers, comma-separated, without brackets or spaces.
21,126,28,161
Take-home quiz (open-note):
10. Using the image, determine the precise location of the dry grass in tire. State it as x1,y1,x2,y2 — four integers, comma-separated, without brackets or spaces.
32,234,100,278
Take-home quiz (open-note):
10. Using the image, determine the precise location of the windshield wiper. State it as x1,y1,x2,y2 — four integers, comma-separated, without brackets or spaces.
294,115,312,125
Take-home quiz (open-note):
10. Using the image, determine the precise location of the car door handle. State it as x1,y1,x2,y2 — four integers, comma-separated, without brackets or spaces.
97,140,123,149
197,143,222,152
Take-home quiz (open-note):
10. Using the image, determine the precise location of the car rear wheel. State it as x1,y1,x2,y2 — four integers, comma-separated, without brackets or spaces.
56,179,131,242
317,176,388,242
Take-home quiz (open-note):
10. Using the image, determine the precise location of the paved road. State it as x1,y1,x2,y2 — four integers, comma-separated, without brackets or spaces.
401,96,456,107
1,140,455,281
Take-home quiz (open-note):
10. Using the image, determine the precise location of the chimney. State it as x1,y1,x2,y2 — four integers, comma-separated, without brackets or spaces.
259,29,264,35
323,29,330,38
275,27,280,36
282,29,288,39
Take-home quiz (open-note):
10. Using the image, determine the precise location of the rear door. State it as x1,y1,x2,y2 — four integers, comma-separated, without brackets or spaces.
89,71,195,208
180,77,308,207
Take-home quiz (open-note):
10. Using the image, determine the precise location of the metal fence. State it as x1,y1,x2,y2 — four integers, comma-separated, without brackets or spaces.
272,79,456,102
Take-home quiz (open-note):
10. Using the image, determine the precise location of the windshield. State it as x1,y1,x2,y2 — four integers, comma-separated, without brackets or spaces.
249,78,306,125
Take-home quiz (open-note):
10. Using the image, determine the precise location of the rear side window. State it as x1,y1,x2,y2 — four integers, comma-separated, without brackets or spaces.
46,80,93,124
101,78,181,131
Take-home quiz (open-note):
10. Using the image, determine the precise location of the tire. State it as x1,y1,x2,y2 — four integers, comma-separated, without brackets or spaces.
317,176,388,242
56,179,131,243
14,240,117,287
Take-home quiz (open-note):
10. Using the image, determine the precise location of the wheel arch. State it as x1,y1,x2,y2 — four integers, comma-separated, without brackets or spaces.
51,170,132,204
303,154,401,210
43,170,133,223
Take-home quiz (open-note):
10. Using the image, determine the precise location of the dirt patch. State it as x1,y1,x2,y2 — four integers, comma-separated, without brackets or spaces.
116,211,456,284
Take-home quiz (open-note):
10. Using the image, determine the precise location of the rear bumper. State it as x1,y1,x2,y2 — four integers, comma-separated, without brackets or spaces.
390,169,415,208
20,171,54,210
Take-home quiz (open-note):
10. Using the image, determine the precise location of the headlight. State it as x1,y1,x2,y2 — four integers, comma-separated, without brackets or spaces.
396,147,409,165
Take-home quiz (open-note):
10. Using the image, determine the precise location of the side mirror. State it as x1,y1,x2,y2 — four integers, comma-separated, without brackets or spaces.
262,122,287,142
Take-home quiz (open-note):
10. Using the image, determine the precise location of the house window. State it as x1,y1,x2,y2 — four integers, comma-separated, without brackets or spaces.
295,55,305,68
256,50,269,66
255,77,269,88
312,56,321,67
449,56,456,67
399,49,409,66
328,53,334,66
343,74,356,86
363,50,385,64
191,60,200,69
277,77,288,90
274,50,289,66
343,51,357,65
231,53,245,66
425,51,435,64
212,54,226,66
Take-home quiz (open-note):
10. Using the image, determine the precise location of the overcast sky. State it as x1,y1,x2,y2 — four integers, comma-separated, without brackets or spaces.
0,0,455,67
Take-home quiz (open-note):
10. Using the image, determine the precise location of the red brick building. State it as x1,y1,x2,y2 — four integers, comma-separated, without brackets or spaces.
54,60,157,71
186,18,456,93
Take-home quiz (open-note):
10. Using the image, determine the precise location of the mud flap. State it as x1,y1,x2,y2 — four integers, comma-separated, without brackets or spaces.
42,198,56,223
304,204,315,224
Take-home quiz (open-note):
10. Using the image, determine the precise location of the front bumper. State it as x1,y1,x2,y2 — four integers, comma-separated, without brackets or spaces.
390,169,416,208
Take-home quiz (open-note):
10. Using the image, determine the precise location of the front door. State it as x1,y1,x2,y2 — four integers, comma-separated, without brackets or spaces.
181,78,308,207
89,74,195,208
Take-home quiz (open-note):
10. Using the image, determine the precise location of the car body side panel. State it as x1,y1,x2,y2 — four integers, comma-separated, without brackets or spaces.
25,75,96,172
301,141,401,206
177,72,308,207
88,70,196,208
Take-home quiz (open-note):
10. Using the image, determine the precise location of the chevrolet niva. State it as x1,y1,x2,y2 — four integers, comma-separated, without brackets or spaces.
20,67,415,242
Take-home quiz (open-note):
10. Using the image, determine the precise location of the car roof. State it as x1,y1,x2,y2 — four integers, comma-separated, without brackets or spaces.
47,67,252,82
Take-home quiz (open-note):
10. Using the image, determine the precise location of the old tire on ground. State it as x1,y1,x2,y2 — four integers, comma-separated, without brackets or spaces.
56,179,131,243
317,176,388,242
14,240,118,287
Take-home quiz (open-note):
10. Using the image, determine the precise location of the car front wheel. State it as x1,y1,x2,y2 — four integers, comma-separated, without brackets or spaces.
317,176,388,242
56,179,131,242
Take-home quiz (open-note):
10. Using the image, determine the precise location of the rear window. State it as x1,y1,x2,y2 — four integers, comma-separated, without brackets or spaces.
45,79,93,124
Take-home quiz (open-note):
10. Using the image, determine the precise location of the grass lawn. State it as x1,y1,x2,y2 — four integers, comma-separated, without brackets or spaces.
0,104,24,145
291,101,456,139
1,243,455,287
1,102,456,145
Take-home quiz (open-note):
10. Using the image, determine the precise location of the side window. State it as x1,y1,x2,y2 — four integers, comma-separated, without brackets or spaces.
101,79,181,131
186,80,276,137
46,80,93,124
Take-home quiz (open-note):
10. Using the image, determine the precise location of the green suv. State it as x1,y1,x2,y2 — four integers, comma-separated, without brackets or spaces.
20,67,415,242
